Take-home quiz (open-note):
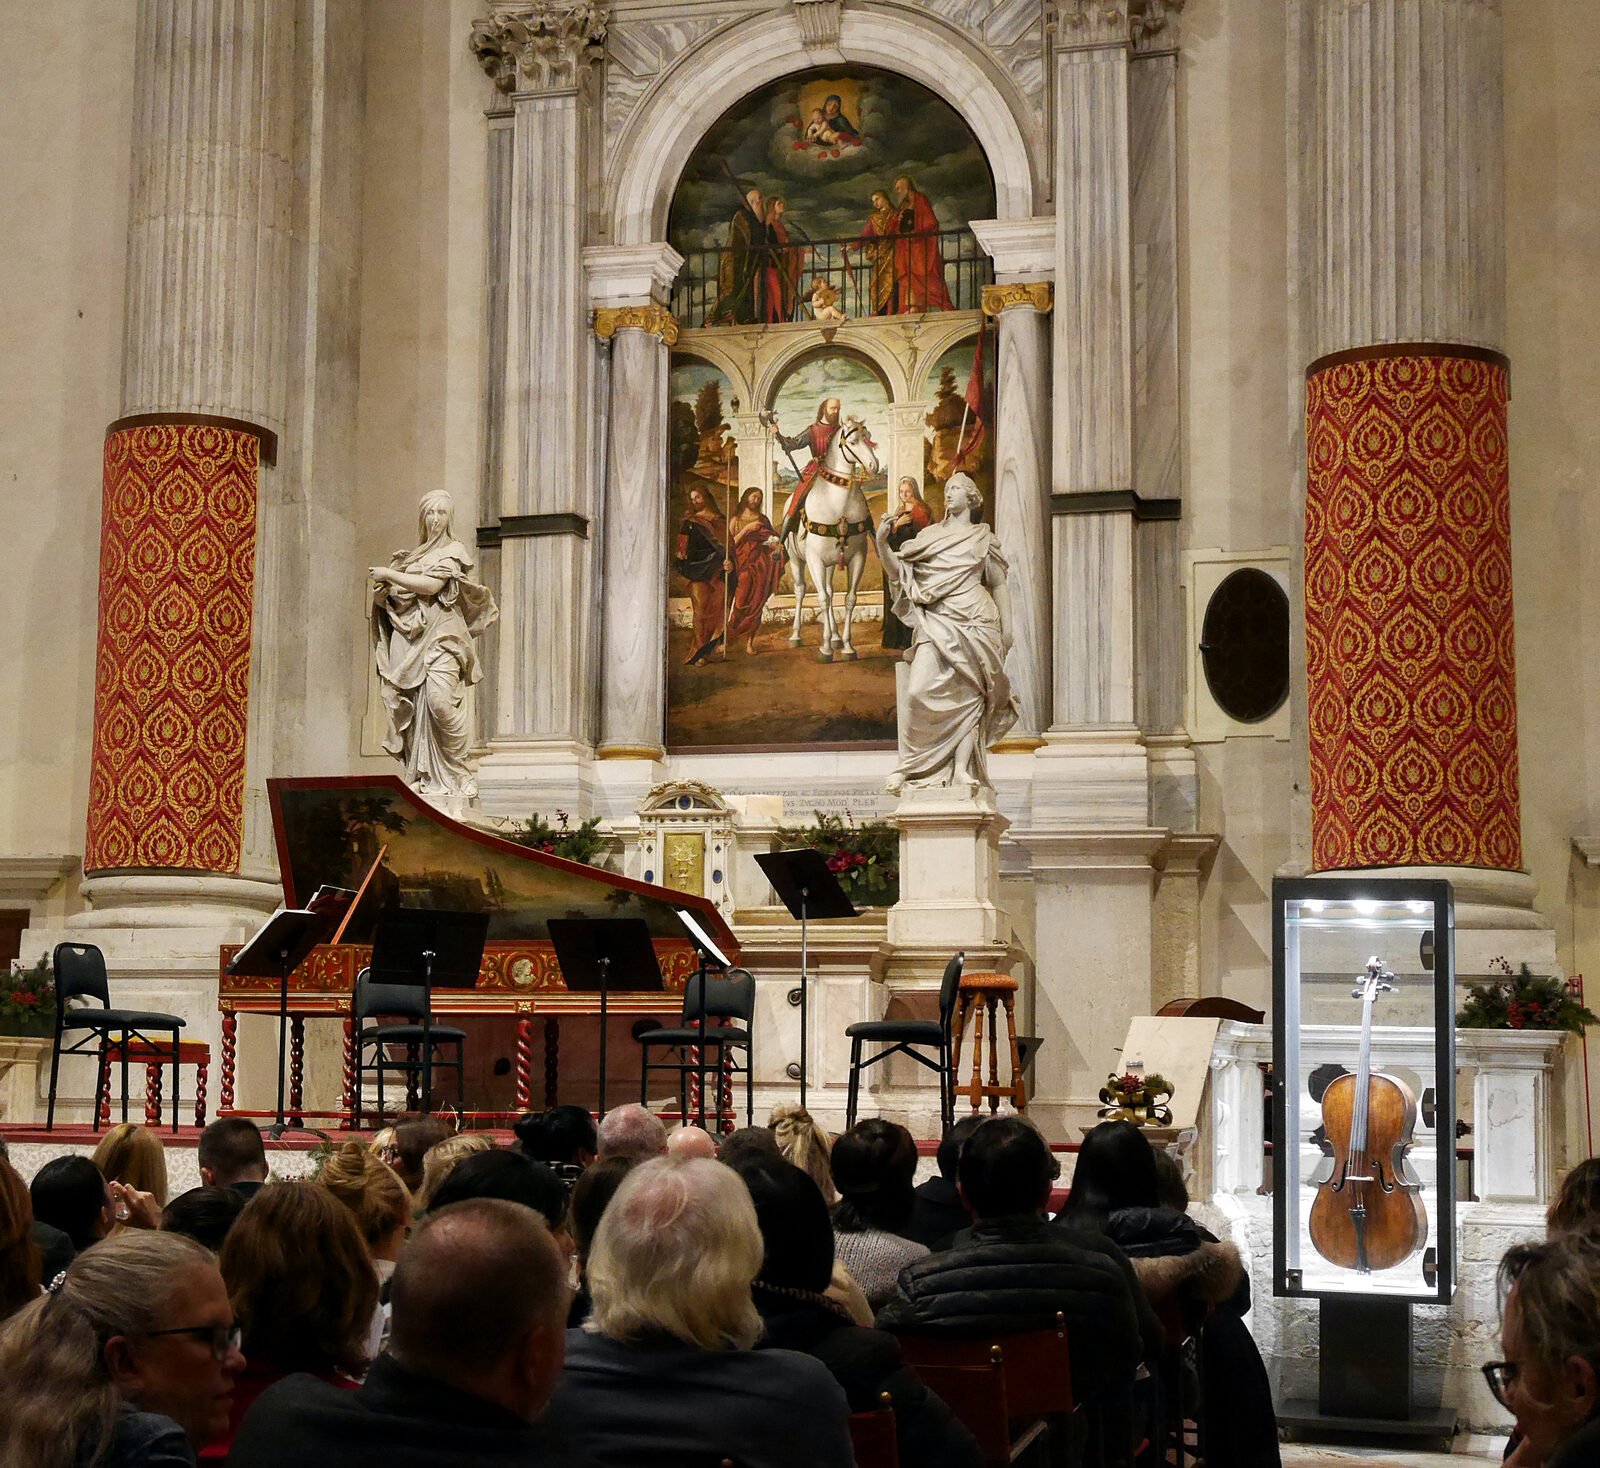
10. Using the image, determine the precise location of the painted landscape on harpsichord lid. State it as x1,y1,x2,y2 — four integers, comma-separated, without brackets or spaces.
273,782,685,942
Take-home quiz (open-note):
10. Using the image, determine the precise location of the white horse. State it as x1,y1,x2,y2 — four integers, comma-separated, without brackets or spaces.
781,419,882,661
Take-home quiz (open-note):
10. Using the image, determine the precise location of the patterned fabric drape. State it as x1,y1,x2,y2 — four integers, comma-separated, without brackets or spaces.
1304,349,1521,872
85,423,259,873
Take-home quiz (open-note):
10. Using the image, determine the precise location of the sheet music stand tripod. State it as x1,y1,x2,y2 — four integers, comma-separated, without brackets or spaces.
227,908,338,1138
547,917,663,1119
754,849,857,1107
369,909,489,1117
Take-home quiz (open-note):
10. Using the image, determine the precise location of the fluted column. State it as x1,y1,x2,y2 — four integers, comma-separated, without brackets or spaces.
982,281,1053,746
1296,1,1524,889
593,302,678,759
82,0,292,922
470,4,607,772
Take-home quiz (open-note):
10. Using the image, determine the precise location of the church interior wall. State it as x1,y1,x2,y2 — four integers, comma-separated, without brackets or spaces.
0,0,136,882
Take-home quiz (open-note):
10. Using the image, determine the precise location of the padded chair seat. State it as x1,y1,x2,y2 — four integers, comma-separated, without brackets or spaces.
61,1010,184,1032
845,1017,943,1045
359,1023,467,1044
637,1025,750,1046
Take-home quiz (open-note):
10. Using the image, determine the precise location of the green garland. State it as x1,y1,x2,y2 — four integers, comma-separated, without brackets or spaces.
1457,959,1597,1034
0,957,56,1037
774,810,900,908
506,810,609,867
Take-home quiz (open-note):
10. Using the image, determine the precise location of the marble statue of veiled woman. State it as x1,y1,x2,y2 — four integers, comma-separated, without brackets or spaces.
369,490,498,802
876,473,1019,793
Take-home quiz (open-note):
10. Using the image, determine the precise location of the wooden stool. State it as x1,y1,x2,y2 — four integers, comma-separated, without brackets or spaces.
952,971,1027,1114
101,1038,211,1129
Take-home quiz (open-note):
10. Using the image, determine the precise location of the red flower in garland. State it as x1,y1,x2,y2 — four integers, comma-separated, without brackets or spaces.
13,991,37,1008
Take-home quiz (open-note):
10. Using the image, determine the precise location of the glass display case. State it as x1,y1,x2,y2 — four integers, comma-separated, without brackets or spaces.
1272,877,1456,1304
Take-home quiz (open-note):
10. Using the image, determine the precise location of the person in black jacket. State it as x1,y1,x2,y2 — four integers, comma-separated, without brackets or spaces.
903,1112,987,1248
877,1117,1155,1464
730,1151,983,1468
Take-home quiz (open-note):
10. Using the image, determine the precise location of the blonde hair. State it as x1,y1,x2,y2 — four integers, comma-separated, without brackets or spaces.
770,1104,837,1206
415,1133,495,1213
318,1141,410,1248
586,1157,763,1351
0,1231,212,1468
92,1123,169,1208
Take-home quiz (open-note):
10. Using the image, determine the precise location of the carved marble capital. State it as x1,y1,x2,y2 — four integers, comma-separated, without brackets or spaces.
593,304,678,346
469,3,608,94
983,282,1054,316
1050,0,1184,49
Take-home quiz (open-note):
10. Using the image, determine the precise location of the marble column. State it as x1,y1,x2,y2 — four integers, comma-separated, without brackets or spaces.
982,282,1053,746
469,4,608,803
1291,0,1545,964
884,403,930,513
594,303,677,760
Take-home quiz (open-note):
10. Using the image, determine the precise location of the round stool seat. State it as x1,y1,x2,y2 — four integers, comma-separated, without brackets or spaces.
959,971,1018,993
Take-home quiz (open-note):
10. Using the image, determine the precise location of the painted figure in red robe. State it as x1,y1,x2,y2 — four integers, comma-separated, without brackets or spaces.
892,174,954,313
725,489,785,653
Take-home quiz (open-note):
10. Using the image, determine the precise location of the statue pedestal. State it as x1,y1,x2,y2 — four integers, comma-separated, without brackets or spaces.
887,786,1011,951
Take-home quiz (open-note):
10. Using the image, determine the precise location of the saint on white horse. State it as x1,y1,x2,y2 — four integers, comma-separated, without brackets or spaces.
765,396,883,661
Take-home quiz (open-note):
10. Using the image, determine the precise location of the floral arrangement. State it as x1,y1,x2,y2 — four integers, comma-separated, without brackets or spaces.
774,810,899,907
1457,958,1596,1034
0,957,56,1037
506,811,609,867
1098,1070,1174,1127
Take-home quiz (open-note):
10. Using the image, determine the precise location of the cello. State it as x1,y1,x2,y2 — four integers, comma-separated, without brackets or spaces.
1307,957,1428,1274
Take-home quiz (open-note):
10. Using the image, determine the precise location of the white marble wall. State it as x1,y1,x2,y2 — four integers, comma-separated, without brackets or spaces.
1052,511,1136,728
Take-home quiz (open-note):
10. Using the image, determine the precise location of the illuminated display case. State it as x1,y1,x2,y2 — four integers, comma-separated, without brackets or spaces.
1272,877,1456,1305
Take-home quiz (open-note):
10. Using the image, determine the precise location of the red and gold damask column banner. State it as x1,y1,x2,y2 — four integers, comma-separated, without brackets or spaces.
84,416,273,875
1304,346,1521,873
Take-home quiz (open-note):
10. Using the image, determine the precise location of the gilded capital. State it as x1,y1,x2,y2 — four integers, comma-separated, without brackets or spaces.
593,304,679,347
982,282,1054,317
469,3,608,94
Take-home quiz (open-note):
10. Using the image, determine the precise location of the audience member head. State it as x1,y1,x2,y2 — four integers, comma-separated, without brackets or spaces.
515,1104,599,1174
595,1104,667,1165
391,1117,454,1195
1152,1148,1189,1213
569,1156,634,1268
220,1181,377,1377
1060,1119,1159,1231
426,1148,569,1239
390,1199,569,1421
718,1125,782,1166
770,1104,836,1205
0,1231,243,1467
161,1185,246,1254
667,1125,719,1161
198,1117,268,1191
369,1126,399,1168
91,1123,169,1209
935,1113,989,1184
958,1116,1054,1220
0,1157,39,1324
1496,1231,1600,1461
831,1119,918,1234
318,1141,412,1262
415,1132,495,1212
30,1155,113,1252
587,1156,762,1351
729,1152,835,1296
1549,1156,1600,1236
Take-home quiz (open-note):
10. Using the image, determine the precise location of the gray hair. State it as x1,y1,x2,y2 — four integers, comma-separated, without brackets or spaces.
596,1104,668,1164
586,1157,763,1351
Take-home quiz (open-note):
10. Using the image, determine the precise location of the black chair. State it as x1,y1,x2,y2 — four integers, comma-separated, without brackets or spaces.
637,965,756,1130
47,942,186,1133
844,950,963,1130
350,967,467,1124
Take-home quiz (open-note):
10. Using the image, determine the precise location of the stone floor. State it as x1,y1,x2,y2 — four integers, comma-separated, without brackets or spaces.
1283,1434,1507,1465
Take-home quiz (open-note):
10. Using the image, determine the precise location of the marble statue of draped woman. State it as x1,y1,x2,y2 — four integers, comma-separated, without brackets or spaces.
876,473,1018,793
369,490,498,801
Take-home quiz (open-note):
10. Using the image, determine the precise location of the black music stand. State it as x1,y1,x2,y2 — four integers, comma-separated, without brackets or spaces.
547,917,663,1119
754,849,857,1107
228,907,339,1137
370,909,489,1116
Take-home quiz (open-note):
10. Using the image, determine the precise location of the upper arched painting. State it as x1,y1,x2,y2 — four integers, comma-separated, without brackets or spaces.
668,67,997,329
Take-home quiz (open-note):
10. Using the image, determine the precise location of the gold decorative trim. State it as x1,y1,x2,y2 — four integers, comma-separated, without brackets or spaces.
991,734,1047,753
981,282,1054,317
593,304,679,347
596,743,665,761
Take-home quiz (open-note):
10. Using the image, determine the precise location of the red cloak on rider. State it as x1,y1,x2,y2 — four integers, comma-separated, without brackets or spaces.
777,416,843,529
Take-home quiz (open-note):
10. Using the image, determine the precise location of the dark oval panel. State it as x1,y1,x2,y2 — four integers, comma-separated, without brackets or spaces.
1200,567,1290,724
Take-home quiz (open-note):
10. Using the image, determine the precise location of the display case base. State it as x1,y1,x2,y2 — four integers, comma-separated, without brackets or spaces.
1277,1400,1458,1445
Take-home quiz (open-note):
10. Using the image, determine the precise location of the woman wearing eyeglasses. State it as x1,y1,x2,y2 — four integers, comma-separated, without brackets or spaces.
0,1230,245,1467
1487,1230,1600,1467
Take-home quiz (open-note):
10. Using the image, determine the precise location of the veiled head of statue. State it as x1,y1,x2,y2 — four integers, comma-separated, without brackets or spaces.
417,490,454,542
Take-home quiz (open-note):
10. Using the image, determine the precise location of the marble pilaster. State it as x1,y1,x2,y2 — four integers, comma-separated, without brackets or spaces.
885,403,931,511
